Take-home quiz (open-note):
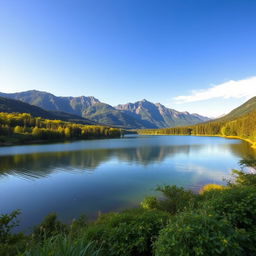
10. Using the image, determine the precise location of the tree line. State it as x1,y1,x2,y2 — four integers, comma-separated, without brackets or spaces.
137,110,256,144
0,112,122,141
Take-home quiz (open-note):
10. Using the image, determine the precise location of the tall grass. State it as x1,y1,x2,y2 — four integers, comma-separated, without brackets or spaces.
19,234,101,256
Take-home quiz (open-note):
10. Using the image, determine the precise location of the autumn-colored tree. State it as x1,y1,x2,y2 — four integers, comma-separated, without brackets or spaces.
0,112,121,142
32,127,41,137
13,126,23,134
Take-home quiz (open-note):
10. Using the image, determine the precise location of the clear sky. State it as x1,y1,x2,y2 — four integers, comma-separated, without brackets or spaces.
0,0,256,117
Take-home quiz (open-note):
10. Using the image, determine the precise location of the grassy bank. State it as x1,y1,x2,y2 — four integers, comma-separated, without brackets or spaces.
1,160,256,256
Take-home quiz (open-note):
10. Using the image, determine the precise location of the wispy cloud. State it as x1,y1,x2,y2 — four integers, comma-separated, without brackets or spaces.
174,76,256,103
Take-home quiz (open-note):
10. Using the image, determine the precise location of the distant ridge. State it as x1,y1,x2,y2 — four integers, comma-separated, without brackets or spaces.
0,90,210,129
217,96,256,121
116,99,210,128
0,90,100,115
0,96,97,125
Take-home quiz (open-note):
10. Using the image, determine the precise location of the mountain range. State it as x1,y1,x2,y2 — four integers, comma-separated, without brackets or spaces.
0,96,96,125
116,100,210,128
0,90,210,128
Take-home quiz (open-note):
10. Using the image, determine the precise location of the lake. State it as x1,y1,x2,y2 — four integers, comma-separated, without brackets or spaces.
0,135,255,232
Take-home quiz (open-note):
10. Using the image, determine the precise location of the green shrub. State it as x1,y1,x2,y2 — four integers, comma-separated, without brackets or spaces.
70,214,88,238
0,210,20,244
202,186,256,230
32,213,68,241
156,185,199,214
225,159,256,187
0,210,27,256
228,169,256,186
154,212,245,256
239,159,256,169
83,208,169,256
140,196,160,210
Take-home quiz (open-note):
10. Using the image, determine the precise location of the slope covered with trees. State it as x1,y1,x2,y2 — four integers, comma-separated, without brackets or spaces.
217,96,256,122
138,109,256,146
0,112,121,145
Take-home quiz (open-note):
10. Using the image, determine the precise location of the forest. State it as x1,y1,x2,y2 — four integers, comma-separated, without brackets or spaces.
0,112,122,144
137,109,256,146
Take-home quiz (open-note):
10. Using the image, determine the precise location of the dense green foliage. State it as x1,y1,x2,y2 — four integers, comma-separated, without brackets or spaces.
201,186,256,230
1,160,256,256
32,213,69,242
154,213,244,256
0,112,121,144
138,109,256,145
141,185,199,214
0,210,27,256
82,209,169,256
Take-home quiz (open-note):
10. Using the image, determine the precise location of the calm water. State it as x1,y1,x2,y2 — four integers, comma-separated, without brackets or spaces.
0,135,255,232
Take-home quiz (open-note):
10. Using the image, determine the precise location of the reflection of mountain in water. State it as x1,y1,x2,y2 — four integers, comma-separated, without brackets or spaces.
0,140,255,179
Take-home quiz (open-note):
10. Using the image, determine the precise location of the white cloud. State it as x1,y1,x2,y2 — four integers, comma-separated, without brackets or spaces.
174,76,256,103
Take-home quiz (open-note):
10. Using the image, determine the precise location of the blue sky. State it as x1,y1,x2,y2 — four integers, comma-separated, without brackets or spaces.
0,0,256,117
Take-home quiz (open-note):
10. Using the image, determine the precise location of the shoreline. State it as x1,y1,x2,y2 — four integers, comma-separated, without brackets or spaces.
0,136,121,147
219,135,256,149
137,132,256,149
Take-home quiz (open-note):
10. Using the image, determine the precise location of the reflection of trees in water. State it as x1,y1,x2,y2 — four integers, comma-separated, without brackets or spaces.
0,149,110,179
0,141,255,179
116,145,194,164
228,140,256,159
0,145,198,179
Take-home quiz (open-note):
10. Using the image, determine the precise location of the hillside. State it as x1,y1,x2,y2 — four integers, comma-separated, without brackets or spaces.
218,96,256,121
0,97,96,125
0,90,210,129
138,97,256,146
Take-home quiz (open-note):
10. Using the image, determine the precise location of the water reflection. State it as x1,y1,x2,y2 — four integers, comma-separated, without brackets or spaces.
1,135,256,232
0,138,255,180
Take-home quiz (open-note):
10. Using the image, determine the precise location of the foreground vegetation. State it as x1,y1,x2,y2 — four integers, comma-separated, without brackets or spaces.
1,160,256,256
137,109,256,147
0,112,122,145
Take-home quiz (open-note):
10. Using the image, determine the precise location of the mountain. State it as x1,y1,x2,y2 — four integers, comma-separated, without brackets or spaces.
82,102,152,128
0,90,210,129
0,90,100,116
217,96,256,122
0,91,150,128
0,97,96,125
116,99,210,128
138,97,256,148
